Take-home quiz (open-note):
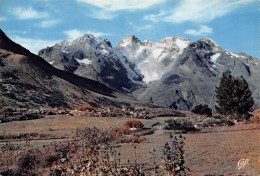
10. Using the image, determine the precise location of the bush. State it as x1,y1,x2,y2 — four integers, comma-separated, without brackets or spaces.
113,119,145,137
0,107,13,113
124,119,144,129
164,119,197,132
78,106,96,112
18,149,41,174
199,117,234,127
191,104,212,116
162,134,189,175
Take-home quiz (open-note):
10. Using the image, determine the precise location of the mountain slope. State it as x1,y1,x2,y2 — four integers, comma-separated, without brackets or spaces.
38,35,143,92
132,38,260,110
0,29,141,109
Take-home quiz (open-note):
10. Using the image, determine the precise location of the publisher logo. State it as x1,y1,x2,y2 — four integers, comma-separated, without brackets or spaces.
237,159,249,170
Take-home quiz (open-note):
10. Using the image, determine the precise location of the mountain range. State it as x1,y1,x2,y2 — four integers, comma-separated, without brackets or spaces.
0,28,259,110
38,33,260,110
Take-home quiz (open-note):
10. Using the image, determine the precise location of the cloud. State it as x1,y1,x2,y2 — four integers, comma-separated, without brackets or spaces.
39,20,59,28
185,25,213,36
89,9,117,20
64,29,83,41
129,22,153,32
145,0,256,23
10,35,60,54
76,0,166,11
0,16,6,21
13,6,49,20
144,11,166,23
64,29,112,41
135,24,153,31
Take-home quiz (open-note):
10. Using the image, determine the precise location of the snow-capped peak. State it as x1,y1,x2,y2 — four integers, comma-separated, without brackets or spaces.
117,35,141,47
115,36,191,83
199,37,218,47
159,37,175,44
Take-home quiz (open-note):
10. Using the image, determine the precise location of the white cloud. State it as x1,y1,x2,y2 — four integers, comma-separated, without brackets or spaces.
13,6,49,20
135,24,153,31
0,16,6,21
129,22,153,32
145,0,256,23
10,35,60,54
144,11,166,23
64,29,112,41
89,9,117,20
39,20,59,28
185,25,213,36
77,0,166,11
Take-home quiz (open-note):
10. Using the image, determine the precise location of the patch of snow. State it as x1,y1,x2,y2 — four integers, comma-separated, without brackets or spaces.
230,52,240,58
116,36,191,83
76,58,92,65
140,61,164,83
49,61,55,65
100,49,109,55
174,38,190,53
226,51,245,58
211,53,221,63
62,50,69,54
122,87,131,93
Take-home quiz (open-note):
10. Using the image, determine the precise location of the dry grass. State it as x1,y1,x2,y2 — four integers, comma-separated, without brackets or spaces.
0,115,131,139
0,114,259,175
250,111,260,123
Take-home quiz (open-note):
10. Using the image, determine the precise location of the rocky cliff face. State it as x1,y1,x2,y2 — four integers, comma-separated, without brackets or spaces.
38,34,260,110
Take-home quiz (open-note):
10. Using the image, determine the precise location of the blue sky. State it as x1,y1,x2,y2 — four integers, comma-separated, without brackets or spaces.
0,0,259,59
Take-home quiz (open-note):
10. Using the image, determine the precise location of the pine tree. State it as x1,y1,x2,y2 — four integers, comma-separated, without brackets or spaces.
236,75,254,116
215,73,254,120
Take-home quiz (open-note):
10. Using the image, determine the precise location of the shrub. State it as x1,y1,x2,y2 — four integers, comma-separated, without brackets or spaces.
164,119,197,132
78,106,96,112
162,134,189,175
18,149,41,175
124,119,144,129
191,104,212,116
199,117,234,127
112,119,145,137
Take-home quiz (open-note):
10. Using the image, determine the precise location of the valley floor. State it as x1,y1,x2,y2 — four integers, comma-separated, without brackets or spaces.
0,113,259,175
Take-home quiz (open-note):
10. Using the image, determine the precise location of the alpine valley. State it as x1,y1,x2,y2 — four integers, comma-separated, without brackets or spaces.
38,33,260,110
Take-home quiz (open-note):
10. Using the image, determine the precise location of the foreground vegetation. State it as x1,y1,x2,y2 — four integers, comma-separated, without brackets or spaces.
0,124,189,176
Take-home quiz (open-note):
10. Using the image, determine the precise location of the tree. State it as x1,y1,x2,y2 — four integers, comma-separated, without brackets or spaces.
236,75,254,115
191,104,212,116
215,72,254,120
